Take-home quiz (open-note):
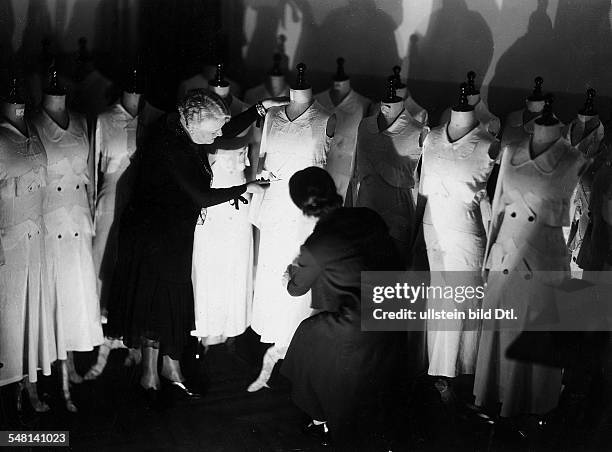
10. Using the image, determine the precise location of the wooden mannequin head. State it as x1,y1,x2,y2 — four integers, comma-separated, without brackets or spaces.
526,76,545,113
466,71,481,106
449,83,476,132
209,63,231,99
533,94,561,145
290,63,313,103
122,68,143,117
392,65,408,99
42,66,67,113
380,75,403,121
578,88,598,122
268,53,287,96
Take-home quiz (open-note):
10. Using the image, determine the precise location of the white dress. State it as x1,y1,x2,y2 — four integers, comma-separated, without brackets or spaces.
191,97,253,345
91,103,139,317
315,89,371,201
249,101,331,349
440,99,500,136
354,109,426,263
244,83,290,168
563,119,605,275
0,119,56,386
419,122,498,377
32,110,103,353
474,135,587,417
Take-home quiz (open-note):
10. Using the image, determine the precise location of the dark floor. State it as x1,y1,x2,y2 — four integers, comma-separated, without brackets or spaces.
1,329,612,452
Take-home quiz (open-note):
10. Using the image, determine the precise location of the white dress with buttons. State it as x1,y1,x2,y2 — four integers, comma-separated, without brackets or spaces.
440,99,501,137
419,122,498,378
474,135,587,417
191,97,254,346
32,110,103,354
249,101,331,349
315,88,371,201
91,103,139,317
0,119,57,386
354,108,427,263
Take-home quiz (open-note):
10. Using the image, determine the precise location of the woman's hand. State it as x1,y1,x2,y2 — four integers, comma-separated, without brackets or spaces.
261,97,290,110
245,179,270,194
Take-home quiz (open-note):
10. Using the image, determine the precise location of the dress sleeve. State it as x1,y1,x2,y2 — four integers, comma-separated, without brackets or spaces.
221,105,260,139
286,245,322,297
166,146,246,208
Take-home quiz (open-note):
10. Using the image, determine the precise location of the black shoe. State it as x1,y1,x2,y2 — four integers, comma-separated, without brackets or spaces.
137,385,162,411
161,378,202,402
302,421,333,447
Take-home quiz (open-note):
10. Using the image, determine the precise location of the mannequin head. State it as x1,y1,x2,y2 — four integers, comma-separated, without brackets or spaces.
526,76,545,113
177,89,230,144
267,54,287,96
578,88,598,122
1,77,27,129
466,71,481,106
43,66,66,112
380,75,403,120
331,57,351,96
208,63,231,99
290,63,313,103
533,95,561,143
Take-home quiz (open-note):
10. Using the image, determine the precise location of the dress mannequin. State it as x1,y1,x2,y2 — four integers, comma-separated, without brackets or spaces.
420,83,499,382
501,77,547,154
71,38,113,120
564,89,605,275
440,71,500,136
315,57,371,201
177,61,242,102
354,76,427,266
245,53,290,180
32,68,104,412
248,63,333,392
475,96,586,422
192,61,254,349
0,77,56,412
85,67,147,380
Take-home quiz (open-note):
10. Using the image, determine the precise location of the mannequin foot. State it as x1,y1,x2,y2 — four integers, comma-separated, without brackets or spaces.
247,347,279,393
140,374,161,391
160,356,185,383
62,360,78,412
23,380,50,413
247,378,270,393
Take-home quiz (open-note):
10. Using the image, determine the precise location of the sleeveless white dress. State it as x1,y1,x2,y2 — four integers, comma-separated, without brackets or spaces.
0,119,56,386
475,135,587,417
249,101,331,349
354,109,426,263
420,122,498,377
315,89,371,201
91,103,139,318
191,97,254,345
32,110,103,354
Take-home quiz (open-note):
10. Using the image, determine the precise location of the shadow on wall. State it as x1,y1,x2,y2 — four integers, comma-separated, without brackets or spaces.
487,0,612,123
408,0,494,125
242,0,402,95
0,0,15,84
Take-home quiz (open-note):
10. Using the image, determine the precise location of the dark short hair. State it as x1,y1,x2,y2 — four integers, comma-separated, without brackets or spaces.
177,88,230,127
289,167,342,217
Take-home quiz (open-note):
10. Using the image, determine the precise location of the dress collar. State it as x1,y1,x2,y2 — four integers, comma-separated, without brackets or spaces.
365,108,420,135
511,135,571,173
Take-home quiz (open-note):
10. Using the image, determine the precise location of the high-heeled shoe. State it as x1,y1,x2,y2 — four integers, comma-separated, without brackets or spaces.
161,378,202,402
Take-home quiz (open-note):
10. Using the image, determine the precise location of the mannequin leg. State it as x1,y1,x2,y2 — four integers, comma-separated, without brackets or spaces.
84,339,113,380
61,360,78,412
66,352,83,384
247,345,285,392
21,380,49,413
160,355,185,383
140,340,160,390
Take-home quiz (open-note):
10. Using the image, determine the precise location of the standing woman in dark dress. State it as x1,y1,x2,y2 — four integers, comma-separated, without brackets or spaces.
107,89,281,397
280,167,404,447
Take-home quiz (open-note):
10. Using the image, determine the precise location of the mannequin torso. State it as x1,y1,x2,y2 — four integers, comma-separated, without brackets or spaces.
531,122,562,158
330,79,351,107
287,88,336,137
42,94,69,130
121,91,141,118
266,75,288,98
447,109,477,143
377,100,404,131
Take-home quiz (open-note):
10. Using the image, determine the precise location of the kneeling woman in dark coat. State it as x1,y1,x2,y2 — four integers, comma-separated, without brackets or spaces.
281,167,403,446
